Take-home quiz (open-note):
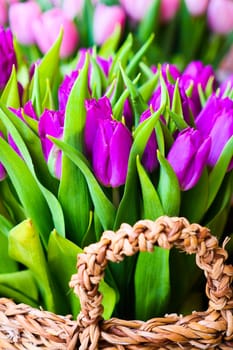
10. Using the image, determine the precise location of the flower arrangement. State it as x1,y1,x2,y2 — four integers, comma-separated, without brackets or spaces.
0,16,233,325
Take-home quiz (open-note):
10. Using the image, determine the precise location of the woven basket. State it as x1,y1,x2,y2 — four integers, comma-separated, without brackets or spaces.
0,216,233,349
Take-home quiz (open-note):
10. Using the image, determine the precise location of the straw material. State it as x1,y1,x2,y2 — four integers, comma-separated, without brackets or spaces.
0,216,233,349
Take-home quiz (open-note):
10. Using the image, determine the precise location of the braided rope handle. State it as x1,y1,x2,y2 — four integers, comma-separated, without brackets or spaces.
69,216,233,349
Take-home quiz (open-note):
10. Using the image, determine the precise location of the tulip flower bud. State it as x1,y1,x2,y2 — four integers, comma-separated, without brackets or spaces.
84,96,112,158
139,109,159,173
92,119,132,187
184,0,209,16
119,0,153,21
0,26,17,90
9,1,41,45
38,109,64,170
32,8,79,58
0,0,7,26
151,63,181,83
62,0,84,19
160,0,180,22
167,128,211,190
207,0,233,34
195,95,233,170
93,4,126,45
180,61,216,117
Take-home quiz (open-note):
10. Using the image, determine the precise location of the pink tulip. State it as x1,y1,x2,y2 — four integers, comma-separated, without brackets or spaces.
62,0,84,19
9,1,41,45
160,0,180,22
32,8,79,58
119,0,153,21
207,0,233,34
184,0,209,16
0,0,7,26
93,4,126,45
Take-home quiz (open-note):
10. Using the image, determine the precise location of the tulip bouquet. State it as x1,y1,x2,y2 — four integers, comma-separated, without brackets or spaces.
1,0,233,73
0,23,233,323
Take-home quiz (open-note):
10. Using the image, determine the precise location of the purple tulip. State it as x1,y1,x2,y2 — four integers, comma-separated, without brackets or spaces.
32,8,79,58
139,110,159,173
84,96,112,158
92,118,132,187
0,26,17,90
184,0,208,16
151,63,181,83
167,128,211,190
195,94,233,170
38,109,64,160
58,49,112,111
93,4,126,45
207,0,233,34
9,1,41,45
179,61,216,117
0,0,7,26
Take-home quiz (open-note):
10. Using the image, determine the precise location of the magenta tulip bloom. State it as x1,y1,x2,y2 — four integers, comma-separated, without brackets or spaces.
32,8,79,58
139,110,159,173
9,1,41,45
92,119,132,187
184,0,208,16
151,63,181,83
195,95,233,170
0,0,7,26
167,128,211,190
0,26,17,90
180,61,216,117
38,109,64,162
84,96,112,158
160,0,180,22
93,4,126,45
58,49,112,110
207,0,233,34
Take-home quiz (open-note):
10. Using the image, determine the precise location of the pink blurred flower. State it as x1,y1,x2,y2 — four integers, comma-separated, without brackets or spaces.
32,8,79,58
207,0,233,34
119,0,153,21
160,0,180,22
0,0,7,26
9,1,41,45
184,0,209,16
62,0,84,19
93,4,126,45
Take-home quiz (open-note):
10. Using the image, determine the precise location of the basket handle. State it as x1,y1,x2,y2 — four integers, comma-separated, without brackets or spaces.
69,216,233,347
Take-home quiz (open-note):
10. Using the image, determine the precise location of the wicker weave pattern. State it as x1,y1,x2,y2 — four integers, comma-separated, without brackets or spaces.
0,216,233,349
69,216,233,349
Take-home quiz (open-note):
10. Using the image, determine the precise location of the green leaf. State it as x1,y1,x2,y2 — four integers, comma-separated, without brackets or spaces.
120,64,147,126
134,247,170,320
58,55,92,244
29,29,63,104
51,137,116,230
0,270,38,302
0,66,20,108
181,168,209,223
8,219,65,313
115,104,165,227
0,138,53,246
126,33,155,78
136,155,164,219
157,150,181,216
207,136,233,210
98,25,121,58
137,0,161,43
48,230,116,319
0,230,18,273
0,106,65,238
109,33,133,80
